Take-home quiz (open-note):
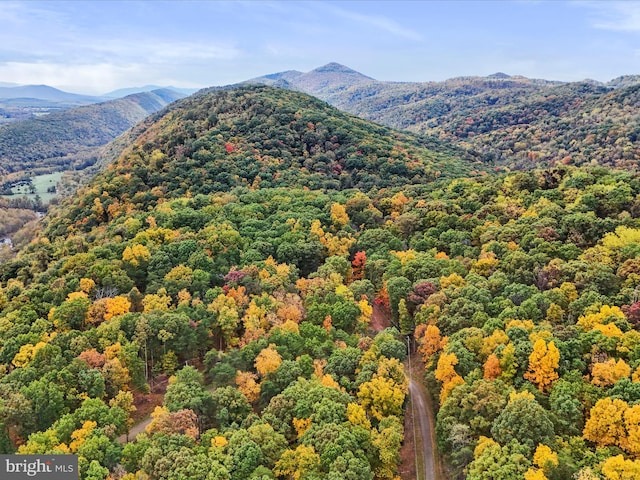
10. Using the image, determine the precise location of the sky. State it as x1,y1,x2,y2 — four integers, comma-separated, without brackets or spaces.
1,0,640,94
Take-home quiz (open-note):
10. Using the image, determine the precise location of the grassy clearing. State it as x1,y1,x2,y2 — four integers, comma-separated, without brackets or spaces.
1,171,63,203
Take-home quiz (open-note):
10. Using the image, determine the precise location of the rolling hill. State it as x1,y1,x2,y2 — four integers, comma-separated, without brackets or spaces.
253,63,640,170
0,89,185,178
45,84,482,236
0,85,107,125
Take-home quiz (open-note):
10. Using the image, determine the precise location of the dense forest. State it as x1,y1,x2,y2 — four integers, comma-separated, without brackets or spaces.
2,85,640,480
0,89,183,176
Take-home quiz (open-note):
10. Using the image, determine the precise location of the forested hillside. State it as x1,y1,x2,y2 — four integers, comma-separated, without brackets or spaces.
2,84,640,480
254,64,640,171
0,89,184,177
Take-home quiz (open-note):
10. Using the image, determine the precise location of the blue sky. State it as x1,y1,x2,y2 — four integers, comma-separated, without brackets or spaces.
1,0,640,94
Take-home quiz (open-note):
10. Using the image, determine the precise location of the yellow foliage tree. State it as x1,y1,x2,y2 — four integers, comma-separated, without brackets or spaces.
545,303,564,324
293,417,312,438
79,278,96,295
274,445,320,480
603,226,640,250
145,406,170,435
474,436,498,458
440,273,465,289
499,342,518,381
208,293,240,346
391,249,417,264
584,398,628,447
122,244,151,266
104,296,131,321
533,444,559,470
109,390,136,432
577,305,626,332
376,357,408,390
243,300,268,333
211,435,228,449
321,373,341,389
278,320,300,335
435,352,465,404
357,376,406,420
235,371,260,403
558,281,578,302
524,339,559,392
592,359,631,387
601,455,640,480
310,219,355,257
524,469,548,480
472,251,499,277
12,341,47,368
177,289,191,306
594,323,624,338
346,403,371,430
330,203,349,228
69,420,97,453
102,357,131,393
390,191,410,217
622,404,640,457
226,286,248,307
255,344,282,377
358,297,373,328
480,329,509,358
67,290,88,300
142,291,172,312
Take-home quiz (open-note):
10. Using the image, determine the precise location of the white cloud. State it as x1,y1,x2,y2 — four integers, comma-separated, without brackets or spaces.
579,1,640,32
322,3,423,41
148,41,242,61
48,36,242,64
0,61,150,94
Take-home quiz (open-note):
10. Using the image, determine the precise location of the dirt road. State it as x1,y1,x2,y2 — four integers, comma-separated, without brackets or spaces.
408,379,438,480
117,417,152,444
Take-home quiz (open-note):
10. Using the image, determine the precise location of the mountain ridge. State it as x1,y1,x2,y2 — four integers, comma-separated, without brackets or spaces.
103,85,199,99
0,84,104,103
0,88,185,178
251,63,640,170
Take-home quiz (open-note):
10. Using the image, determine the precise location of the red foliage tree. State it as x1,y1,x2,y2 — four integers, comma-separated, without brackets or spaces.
351,251,367,281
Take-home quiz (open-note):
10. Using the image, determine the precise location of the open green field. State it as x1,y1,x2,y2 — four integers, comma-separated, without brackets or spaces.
1,171,63,203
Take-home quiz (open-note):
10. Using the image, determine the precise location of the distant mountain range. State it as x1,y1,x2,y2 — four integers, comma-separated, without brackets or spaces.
0,89,185,178
0,84,198,125
0,84,104,103
103,85,199,98
251,63,640,170
5,63,640,185
0,83,198,102
0,85,108,124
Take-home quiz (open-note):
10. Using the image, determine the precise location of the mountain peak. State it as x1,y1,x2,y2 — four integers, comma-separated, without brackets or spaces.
487,72,511,79
311,62,373,79
312,62,358,73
